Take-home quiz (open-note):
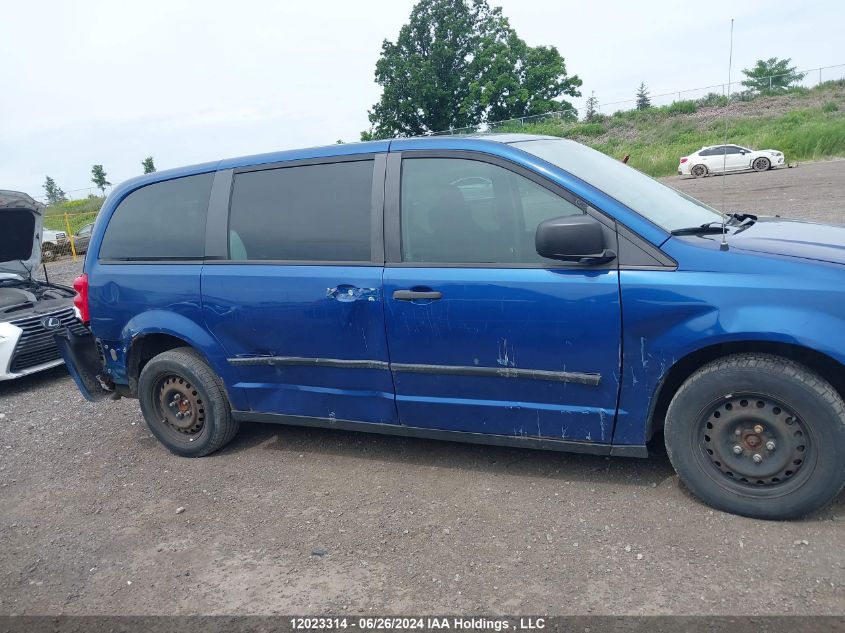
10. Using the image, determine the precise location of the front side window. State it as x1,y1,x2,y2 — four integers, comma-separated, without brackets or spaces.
99,173,213,260
401,158,586,264
228,160,373,262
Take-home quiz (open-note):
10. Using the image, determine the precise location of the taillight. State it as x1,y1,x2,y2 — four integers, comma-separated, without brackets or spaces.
680,157,688,163
73,273,90,324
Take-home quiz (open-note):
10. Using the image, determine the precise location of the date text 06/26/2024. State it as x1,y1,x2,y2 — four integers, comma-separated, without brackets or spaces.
289,617,546,631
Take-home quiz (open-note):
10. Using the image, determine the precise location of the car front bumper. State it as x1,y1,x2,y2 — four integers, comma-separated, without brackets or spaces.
0,321,65,381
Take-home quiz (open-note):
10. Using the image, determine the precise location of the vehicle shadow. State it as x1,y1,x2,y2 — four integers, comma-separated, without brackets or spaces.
220,422,845,516
219,419,676,489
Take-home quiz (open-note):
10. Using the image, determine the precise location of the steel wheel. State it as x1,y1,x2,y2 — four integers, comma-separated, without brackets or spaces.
152,373,207,445
753,157,770,172
691,164,707,178
697,393,812,491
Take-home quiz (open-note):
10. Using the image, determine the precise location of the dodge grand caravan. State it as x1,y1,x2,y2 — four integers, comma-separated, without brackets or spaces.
57,134,845,520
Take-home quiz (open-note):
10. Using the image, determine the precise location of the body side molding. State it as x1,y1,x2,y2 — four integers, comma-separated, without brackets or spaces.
227,355,600,385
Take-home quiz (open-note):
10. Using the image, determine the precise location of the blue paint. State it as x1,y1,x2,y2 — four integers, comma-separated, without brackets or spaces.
73,134,845,454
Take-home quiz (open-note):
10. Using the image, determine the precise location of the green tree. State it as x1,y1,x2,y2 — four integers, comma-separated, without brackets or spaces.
42,176,67,205
584,91,599,121
741,57,806,94
141,156,156,174
91,164,111,194
366,0,580,138
635,82,651,110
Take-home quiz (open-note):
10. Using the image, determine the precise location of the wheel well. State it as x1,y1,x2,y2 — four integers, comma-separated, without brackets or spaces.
647,341,845,441
126,333,193,395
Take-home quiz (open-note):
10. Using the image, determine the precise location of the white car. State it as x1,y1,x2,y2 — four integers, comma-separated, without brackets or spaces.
678,144,785,178
41,227,68,261
0,190,84,381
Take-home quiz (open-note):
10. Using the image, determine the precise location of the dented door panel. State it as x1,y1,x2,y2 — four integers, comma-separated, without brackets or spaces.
383,267,622,443
201,264,397,424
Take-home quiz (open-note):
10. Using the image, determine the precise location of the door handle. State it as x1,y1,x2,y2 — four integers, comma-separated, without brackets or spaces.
393,290,442,301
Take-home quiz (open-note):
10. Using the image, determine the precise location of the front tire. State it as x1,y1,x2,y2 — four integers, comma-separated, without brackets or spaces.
664,354,845,519
690,164,707,178
753,157,771,172
138,347,239,457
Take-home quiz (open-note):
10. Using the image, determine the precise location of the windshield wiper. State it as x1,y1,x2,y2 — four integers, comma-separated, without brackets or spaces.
671,213,758,236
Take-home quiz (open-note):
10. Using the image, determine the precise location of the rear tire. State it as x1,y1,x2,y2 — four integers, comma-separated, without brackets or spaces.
691,164,707,178
138,347,239,457
753,157,771,172
664,353,845,519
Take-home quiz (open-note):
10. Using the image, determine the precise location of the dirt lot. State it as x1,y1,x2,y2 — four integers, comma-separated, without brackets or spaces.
664,159,845,224
2,163,845,616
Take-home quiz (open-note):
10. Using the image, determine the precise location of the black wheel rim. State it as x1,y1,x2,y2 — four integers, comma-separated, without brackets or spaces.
692,166,705,177
152,373,207,444
754,158,768,170
698,394,811,489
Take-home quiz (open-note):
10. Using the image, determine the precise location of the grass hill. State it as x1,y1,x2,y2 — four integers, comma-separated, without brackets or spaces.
43,196,103,233
495,81,845,177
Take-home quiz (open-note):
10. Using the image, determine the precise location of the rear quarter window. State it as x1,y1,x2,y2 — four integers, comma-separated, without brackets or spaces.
99,173,214,260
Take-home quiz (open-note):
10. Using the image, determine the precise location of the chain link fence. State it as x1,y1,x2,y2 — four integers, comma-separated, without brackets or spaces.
431,63,845,135
41,209,99,262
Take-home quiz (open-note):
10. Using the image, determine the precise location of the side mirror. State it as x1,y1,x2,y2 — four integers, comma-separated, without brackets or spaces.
535,215,616,264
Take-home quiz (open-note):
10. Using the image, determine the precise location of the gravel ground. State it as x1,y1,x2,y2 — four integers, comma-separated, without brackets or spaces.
663,159,845,224
2,163,844,616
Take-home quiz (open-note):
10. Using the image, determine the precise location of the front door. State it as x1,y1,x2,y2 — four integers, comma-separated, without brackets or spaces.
201,156,397,425
382,153,622,444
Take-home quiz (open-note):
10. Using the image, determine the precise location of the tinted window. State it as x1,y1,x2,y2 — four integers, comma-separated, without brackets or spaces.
99,173,213,260
401,158,585,264
229,160,373,261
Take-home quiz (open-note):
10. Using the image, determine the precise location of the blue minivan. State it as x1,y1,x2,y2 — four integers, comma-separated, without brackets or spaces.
58,134,845,519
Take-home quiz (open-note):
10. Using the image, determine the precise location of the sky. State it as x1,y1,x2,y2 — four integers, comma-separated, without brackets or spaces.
2,0,844,199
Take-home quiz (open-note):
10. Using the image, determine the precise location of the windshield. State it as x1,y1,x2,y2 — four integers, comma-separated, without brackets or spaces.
513,139,723,232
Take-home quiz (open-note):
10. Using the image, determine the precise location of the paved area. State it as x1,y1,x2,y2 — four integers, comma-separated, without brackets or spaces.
1,163,844,616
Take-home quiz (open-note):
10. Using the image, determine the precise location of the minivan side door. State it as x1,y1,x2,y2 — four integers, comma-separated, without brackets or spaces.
382,152,622,445
200,155,397,425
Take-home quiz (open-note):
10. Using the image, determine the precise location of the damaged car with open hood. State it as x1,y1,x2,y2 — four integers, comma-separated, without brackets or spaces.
0,190,87,380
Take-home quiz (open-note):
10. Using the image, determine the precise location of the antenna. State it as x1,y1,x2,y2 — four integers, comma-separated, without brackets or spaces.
719,18,735,252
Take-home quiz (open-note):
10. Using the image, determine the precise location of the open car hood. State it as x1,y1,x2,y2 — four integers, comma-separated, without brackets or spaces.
0,190,44,279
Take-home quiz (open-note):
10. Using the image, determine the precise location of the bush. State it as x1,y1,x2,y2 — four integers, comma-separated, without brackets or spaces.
823,101,839,113
569,122,606,137
667,100,698,115
696,92,729,108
